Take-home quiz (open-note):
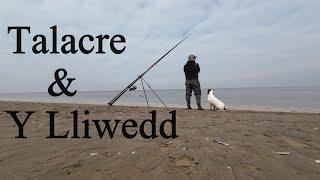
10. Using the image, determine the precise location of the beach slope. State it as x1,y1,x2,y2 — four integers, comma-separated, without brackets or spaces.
0,101,319,180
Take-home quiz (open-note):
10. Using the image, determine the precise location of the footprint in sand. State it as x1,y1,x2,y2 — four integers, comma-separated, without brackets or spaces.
160,141,174,153
174,156,194,167
171,155,197,175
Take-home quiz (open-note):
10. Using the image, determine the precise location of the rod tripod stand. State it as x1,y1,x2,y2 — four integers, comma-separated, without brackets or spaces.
107,34,191,109
140,77,169,111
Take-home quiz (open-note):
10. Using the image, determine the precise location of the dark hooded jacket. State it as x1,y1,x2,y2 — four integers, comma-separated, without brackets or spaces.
184,61,200,80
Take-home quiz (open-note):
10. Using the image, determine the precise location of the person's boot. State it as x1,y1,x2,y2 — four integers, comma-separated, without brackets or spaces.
196,95,204,110
186,95,192,109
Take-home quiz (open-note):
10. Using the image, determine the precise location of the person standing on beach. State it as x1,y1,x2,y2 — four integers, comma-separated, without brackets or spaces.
184,54,204,110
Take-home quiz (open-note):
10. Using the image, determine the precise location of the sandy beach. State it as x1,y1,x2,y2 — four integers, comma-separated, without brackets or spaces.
0,101,320,180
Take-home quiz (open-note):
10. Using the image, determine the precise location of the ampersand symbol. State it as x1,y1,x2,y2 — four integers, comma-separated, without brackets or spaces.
48,68,77,97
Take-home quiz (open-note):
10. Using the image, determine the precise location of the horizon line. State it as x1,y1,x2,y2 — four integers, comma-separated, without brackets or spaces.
0,85,319,94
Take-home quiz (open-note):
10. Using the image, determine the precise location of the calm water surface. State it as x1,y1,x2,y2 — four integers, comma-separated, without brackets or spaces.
0,86,319,113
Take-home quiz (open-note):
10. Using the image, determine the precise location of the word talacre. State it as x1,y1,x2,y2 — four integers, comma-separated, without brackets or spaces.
7,25,126,54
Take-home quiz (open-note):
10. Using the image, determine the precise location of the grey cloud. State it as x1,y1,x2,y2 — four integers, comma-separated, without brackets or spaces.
0,0,319,92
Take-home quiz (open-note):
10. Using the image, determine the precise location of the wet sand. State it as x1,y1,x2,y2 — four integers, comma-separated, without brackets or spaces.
0,101,320,180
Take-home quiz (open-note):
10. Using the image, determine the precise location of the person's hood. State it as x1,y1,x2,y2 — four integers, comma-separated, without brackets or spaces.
186,61,195,65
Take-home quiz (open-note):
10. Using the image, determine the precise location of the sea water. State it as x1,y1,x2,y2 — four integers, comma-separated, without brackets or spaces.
0,86,319,113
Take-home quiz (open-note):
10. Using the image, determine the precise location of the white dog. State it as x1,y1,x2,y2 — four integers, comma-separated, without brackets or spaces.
207,89,226,111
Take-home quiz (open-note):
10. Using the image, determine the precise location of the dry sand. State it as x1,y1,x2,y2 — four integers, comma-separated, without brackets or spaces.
0,101,320,180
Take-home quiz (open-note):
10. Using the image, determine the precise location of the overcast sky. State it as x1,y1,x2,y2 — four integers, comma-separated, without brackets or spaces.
0,0,319,92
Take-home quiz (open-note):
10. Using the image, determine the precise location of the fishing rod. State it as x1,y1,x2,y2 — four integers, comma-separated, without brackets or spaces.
107,33,192,108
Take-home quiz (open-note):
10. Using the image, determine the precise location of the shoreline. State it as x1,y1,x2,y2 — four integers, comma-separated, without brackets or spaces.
0,100,319,114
